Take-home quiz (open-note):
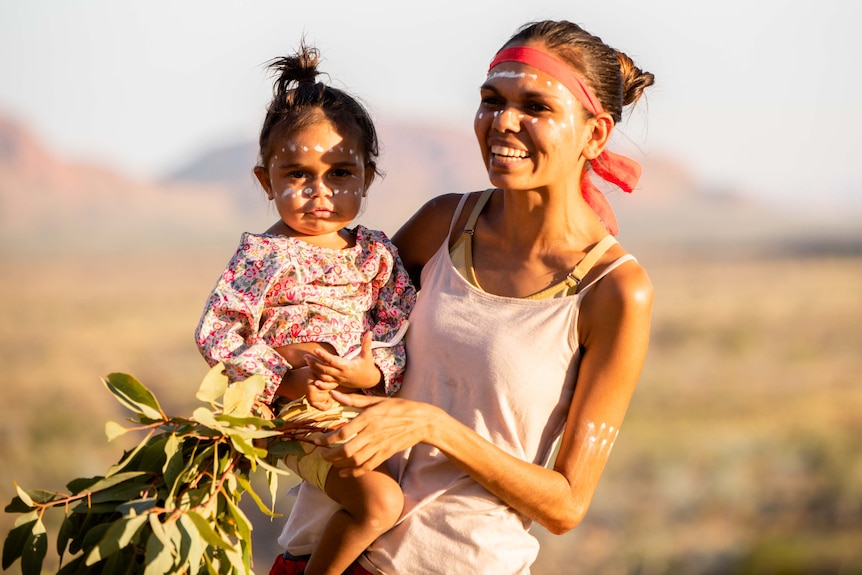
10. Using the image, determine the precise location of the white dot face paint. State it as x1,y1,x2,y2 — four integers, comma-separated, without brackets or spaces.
486,70,538,83
569,421,621,479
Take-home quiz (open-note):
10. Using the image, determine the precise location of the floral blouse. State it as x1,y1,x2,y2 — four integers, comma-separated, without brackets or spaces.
195,226,416,403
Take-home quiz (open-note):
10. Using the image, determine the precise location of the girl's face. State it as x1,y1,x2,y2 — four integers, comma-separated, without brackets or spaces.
254,119,371,248
474,51,596,193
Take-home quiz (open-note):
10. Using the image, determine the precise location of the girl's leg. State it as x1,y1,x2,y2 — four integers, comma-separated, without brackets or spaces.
303,466,403,575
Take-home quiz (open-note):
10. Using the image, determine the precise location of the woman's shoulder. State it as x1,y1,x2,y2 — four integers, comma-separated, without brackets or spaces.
588,245,653,314
392,192,483,280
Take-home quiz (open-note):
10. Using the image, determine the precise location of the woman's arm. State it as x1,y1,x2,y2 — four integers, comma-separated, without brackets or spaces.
324,260,653,534
392,193,466,287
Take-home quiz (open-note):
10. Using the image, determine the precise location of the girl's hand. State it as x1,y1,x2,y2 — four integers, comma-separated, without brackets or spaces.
318,391,442,476
306,379,339,410
305,332,382,390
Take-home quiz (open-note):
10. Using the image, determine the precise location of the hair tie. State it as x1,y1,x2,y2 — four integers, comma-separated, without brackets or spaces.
488,46,641,235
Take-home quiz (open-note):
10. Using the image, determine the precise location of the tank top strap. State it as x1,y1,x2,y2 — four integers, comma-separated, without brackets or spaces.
447,193,472,238
460,189,495,236
567,235,619,285
578,254,637,294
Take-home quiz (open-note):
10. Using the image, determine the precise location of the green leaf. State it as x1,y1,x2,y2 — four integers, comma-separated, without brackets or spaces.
196,363,228,405
84,514,148,566
137,433,170,472
178,514,205,574
66,475,101,494
105,420,129,442
222,375,265,417
116,496,158,516
147,513,171,548
75,472,149,497
77,520,112,554
106,429,157,477
103,372,165,420
55,553,87,575
184,511,232,549
163,433,185,491
265,438,306,459
237,475,280,518
2,518,36,569
13,483,34,507
57,514,75,557
223,493,252,543
143,532,175,575
20,519,47,575
192,407,224,432
88,478,152,506
101,546,136,575
4,496,35,514
228,433,266,462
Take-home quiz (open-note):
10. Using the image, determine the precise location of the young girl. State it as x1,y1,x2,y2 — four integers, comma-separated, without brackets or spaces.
194,42,416,575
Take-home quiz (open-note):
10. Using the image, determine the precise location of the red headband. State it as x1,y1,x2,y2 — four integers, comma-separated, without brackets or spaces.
487,45,641,235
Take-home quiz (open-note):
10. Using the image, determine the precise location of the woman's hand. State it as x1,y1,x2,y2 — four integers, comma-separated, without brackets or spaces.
317,391,441,477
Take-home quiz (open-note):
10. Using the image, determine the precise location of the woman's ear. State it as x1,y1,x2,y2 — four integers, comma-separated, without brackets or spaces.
583,113,614,160
254,166,274,199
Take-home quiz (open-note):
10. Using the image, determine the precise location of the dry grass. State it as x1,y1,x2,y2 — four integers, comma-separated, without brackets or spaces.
1,248,860,574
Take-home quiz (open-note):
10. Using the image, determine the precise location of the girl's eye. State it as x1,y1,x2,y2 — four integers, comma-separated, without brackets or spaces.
287,170,306,179
331,168,353,179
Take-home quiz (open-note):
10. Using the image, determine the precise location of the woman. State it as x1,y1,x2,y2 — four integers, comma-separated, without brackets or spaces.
273,19,655,574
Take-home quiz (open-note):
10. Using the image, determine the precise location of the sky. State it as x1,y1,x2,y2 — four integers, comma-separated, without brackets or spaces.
1,0,860,212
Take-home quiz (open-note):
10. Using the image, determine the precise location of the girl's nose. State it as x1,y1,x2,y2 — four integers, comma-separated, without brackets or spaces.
303,180,332,198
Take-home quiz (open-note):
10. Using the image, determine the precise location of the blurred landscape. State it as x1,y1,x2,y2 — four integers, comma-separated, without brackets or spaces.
1,111,860,574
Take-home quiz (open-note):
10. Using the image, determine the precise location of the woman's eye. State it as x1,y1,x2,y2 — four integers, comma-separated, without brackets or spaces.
480,95,504,108
526,102,550,114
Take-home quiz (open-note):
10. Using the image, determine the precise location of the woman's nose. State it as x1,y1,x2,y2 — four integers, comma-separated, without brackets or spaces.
492,108,522,132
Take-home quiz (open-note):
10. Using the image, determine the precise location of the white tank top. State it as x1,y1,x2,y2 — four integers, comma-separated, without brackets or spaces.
279,192,636,574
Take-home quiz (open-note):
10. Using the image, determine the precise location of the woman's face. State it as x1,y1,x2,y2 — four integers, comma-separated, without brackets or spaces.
254,118,371,247
474,49,594,192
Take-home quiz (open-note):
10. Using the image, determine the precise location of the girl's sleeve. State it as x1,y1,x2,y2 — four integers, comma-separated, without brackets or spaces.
194,242,291,403
366,232,418,397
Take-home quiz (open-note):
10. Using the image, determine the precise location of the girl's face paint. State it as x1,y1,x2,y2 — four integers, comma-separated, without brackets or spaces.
254,119,371,248
473,58,592,192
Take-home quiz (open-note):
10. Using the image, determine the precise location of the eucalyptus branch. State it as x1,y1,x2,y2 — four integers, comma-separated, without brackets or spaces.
2,364,317,575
